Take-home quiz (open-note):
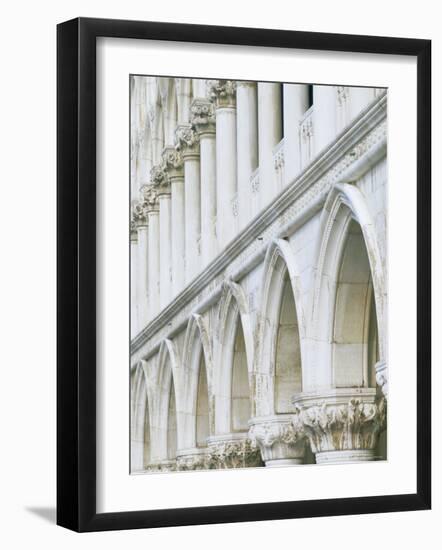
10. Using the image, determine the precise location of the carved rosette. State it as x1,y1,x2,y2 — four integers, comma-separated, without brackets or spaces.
248,415,306,466
162,146,184,180
175,124,200,158
375,361,388,399
190,98,215,135
141,184,159,214
207,434,263,469
292,390,387,463
206,79,237,109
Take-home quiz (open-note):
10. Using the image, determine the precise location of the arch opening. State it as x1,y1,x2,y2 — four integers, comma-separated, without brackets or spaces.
167,382,177,460
231,320,250,432
196,352,210,447
333,219,379,388
274,272,303,413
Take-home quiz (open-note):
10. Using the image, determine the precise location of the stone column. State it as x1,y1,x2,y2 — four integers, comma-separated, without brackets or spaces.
191,98,217,266
207,80,237,248
132,202,149,328
162,148,185,297
249,415,306,467
130,222,139,337
283,84,309,185
207,433,263,469
142,185,160,319
257,82,282,208
151,165,172,309
236,81,258,228
175,124,201,283
313,85,337,154
292,389,387,464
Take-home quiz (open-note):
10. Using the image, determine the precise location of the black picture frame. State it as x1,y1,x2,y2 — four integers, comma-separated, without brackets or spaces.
57,17,431,532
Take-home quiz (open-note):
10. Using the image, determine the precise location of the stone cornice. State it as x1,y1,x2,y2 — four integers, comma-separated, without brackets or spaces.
131,93,387,364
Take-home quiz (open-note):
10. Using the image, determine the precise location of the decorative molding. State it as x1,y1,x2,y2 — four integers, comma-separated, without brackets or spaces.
207,79,237,109
190,98,216,135
175,124,200,158
292,391,387,455
249,415,306,464
207,435,263,469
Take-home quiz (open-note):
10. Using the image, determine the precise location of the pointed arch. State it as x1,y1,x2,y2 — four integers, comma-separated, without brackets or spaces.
213,279,254,434
310,183,386,389
154,339,181,462
130,362,153,471
180,313,214,448
256,239,305,416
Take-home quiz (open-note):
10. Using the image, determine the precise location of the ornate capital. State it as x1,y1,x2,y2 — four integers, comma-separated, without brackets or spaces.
162,146,184,179
190,98,215,135
207,435,263,469
130,220,138,241
140,185,159,213
206,79,236,109
150,163,171,196
175,124,200,158
375,361,388,399
249,415,306,465
292,391,387,456
131,200,148,227
176,448,210,471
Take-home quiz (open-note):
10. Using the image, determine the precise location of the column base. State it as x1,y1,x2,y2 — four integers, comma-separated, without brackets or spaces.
315,449,376,465
265,458,304,467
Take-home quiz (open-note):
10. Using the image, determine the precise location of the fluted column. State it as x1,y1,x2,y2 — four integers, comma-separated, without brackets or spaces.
207,80,237,248
142,185,160,319
292,389,386,464
132,202,149,328
162,148,185,297
283,84,309,185
191,98,217,265
151,165,172,309
258,82,282,208
176,124,201,283
313,85,337,154
236,81,258,228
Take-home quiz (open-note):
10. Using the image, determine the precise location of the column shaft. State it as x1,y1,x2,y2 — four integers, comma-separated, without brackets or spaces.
283,84,309,185
158,194,172,308
136,223,149,327
236,82,258,228
200,133,217,264
258,82,282,208
171,176,185,295
147,209,160,318
313,85,337,154
184,154,201,282
130,230,139,337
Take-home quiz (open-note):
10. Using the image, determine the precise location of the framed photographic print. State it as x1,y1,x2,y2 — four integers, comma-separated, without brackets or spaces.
57,17,431,532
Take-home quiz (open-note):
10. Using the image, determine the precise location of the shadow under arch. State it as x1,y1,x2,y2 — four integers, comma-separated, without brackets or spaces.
213,279,255,434
256,238,306,416
310,183,386,389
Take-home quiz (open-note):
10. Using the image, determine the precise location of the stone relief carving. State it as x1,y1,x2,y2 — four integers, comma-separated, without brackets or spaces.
206,79,237,108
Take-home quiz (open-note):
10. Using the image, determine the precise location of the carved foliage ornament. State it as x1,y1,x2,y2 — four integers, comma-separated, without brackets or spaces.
292,397,387,454
208,439,263,469
191,99,215,133
206,79,237,108
175,124,199,156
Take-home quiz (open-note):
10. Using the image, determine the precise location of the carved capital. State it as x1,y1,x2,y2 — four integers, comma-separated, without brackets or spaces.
131,200,148,227
207,434,263,469
375,361,388,399
140,185,159,213
162,146,184,179
249,415,306,465
207,79,236,109
190,98,216,135
175,124,200,158
292,390,386,458
176,448,210,471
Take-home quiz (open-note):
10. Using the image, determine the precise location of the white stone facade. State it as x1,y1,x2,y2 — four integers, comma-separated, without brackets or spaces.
130,77,387,473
